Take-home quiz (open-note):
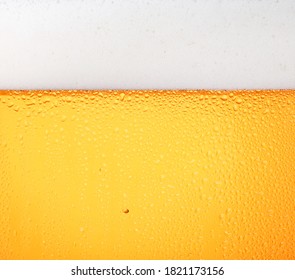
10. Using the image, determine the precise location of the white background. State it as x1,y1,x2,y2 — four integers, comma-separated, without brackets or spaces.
0,0,295,89
0,260,294,280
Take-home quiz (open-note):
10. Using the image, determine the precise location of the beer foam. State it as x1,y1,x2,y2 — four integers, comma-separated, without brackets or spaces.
0,0,294,89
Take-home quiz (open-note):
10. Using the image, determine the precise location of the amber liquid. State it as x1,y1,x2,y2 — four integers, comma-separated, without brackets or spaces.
0,90,294,259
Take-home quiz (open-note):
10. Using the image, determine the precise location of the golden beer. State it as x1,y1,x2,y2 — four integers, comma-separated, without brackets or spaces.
0,90,294,259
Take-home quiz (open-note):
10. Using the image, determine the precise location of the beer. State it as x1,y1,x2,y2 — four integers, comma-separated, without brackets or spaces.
0,90,294,259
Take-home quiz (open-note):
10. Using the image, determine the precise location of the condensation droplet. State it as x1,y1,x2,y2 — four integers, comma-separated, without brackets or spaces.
236,98,243,104
221,95,228,101
120,93,125,101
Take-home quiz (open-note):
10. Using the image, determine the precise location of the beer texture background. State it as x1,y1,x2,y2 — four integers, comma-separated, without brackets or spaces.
0,90,294,260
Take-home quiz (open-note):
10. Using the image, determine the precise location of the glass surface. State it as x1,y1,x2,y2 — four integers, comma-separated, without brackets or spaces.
0,90,294,259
